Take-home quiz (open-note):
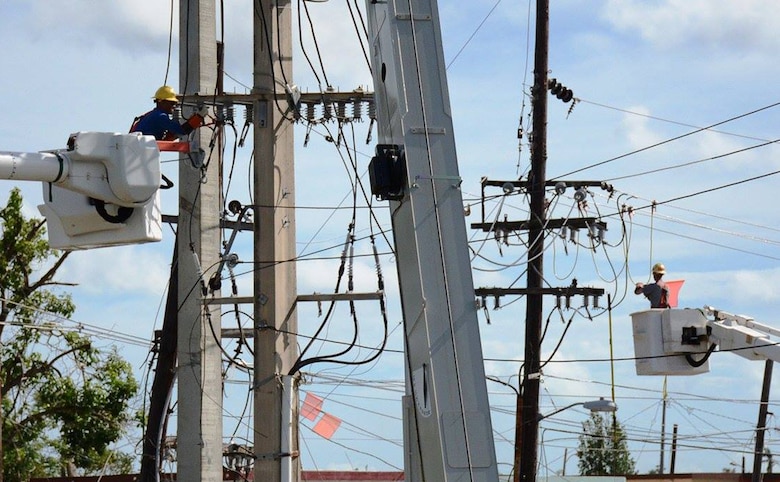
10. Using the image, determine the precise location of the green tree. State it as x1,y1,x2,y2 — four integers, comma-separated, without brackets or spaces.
0,188,138,480
576,412,636,476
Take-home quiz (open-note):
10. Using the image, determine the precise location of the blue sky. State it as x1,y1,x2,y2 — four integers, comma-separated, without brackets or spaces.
3,0,780,477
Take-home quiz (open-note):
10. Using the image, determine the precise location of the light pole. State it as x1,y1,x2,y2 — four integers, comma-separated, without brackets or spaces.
494,373,617,480
533,398,617,478
539,397,617,422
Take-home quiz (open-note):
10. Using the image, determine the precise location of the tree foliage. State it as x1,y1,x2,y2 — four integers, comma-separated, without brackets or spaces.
0,188,138,479
576,412,636,476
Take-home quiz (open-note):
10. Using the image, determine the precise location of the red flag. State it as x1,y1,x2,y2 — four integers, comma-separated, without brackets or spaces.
666,280,685,308
301,392,323,421
313,412,342,439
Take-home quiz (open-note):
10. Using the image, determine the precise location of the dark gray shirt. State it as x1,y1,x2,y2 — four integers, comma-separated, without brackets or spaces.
641,281,669,308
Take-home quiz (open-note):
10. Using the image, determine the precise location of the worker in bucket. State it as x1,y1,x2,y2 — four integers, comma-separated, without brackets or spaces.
131,85,207,140
634,262,670,308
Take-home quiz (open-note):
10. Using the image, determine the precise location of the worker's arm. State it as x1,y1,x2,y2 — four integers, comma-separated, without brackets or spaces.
183,106,209,133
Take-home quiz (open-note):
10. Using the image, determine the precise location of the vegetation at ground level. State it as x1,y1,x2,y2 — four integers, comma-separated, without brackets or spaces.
0,188,138,479
577,412,636,476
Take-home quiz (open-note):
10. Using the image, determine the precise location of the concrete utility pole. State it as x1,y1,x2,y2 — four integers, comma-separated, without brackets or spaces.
253,1,299,481
177,1,223,481
366,0,499,479
519,0,549,480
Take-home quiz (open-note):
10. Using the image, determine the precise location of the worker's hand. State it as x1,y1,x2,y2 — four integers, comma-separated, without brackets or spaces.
185,112,206,130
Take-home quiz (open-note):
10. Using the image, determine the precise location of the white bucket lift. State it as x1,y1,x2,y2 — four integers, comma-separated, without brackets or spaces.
631,306,780,376
0,132,162,250
630,308,711,376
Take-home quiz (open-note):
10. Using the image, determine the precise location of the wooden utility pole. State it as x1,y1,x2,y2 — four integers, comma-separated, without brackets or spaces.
140,245,178,481
753,360,774,482
670,423,678,474
177,1,223,480
518,0,548,480
660,378,668,474
253,1,299,481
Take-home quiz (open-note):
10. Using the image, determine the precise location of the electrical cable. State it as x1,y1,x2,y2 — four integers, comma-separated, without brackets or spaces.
164,0,174,85
539,309,577,370
346,0,373,75
289,236,390,375
445,0,504,70
579,97,778,143
551,101,780,180
604,137,780,182
288,224,355,375
583,182,780,261
296,0,325,90
300,423,402,470
638,168,780,212
300,0,330,89
516,0,534,178
253,0,296,118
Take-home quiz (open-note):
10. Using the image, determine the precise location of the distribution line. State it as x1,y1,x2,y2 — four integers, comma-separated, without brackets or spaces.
0,297,153,348
551,101,780,179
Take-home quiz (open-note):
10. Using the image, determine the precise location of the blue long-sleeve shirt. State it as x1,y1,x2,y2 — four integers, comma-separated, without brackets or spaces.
131,107,190,140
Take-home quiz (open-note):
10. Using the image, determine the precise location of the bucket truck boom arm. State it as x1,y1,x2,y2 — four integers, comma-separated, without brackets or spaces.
702,306,780,362
365,1,499,480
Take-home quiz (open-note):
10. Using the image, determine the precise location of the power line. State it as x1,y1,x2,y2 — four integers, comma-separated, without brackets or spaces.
617,169,780,214
551,101,780,179
578,98,777,144
604,137,780,182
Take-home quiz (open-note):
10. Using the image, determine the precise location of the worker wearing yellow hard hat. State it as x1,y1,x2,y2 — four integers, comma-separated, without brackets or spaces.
634,262,670,308
130,85,208,140
154,85,179,102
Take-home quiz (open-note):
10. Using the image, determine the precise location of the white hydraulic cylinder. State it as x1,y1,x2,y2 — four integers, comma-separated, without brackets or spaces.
0,151,69,183
0,132,160,207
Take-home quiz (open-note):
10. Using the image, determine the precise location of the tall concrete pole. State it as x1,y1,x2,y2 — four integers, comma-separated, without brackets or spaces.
253,1,299,481
518,0,548,480
177,1,223,481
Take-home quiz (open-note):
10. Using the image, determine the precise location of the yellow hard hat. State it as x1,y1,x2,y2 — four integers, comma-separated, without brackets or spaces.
652,262,666,275
153,85,179,102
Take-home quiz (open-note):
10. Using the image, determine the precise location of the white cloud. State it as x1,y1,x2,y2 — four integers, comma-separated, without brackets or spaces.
603,0,780,53
622,105,664,151
59,243,171,296
18,0,175,54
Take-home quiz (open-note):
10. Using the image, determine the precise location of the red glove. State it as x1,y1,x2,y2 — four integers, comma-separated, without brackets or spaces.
186,113,205,130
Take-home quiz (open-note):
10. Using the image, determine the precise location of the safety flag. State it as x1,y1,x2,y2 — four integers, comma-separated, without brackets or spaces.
666,280,685,308
301,392,323,421
313,412,342,440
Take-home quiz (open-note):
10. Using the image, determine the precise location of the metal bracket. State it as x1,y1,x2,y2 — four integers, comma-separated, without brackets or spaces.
255,450,300,461
413,174,462,189
256,100,268,128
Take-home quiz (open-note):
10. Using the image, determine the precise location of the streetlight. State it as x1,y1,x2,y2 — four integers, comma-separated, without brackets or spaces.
514,398,617,481
487,373,619,481
539,397,617,421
